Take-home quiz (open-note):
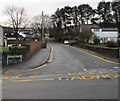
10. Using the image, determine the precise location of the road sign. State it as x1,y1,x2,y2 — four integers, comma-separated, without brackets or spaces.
7,55,22,65
7,55,22,58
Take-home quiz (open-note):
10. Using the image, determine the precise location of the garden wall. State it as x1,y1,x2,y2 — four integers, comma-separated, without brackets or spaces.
29,41,43,56
77,44,119,58
2,46,30,65
3,41,43,65
8,41,43,56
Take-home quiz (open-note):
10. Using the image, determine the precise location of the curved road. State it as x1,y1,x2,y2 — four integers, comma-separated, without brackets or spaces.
2,43,119,99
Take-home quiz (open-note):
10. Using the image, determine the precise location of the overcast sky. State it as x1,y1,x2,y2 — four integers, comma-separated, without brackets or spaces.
0,0,112,25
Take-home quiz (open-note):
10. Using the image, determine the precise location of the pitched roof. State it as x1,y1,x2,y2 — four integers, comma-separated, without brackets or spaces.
0,25,3,28
81,24,100,30
101,28,118,31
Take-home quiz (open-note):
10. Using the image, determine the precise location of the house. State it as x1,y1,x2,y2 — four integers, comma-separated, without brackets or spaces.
3,26,16,41
2,26,40,42
90,27,118,43
18,28,41,41
0,25,8,47
80,24,100,33
80,24,118,43
0,25,4,47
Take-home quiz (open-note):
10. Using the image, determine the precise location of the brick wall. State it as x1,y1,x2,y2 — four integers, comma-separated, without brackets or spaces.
29,41,43,56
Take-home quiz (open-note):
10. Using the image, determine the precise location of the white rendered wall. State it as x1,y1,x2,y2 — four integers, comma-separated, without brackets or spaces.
91,29,118,43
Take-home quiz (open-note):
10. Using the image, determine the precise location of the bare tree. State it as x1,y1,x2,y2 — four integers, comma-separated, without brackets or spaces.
78,27,93,43
31,14,52,35
4,5,28,39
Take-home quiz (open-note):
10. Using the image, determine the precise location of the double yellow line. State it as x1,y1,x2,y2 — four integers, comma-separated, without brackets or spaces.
12,79,55,82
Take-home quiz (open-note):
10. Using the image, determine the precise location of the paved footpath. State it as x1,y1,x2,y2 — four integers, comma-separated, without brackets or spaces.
2,43,51,74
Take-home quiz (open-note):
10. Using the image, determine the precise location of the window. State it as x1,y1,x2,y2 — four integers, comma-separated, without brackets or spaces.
94,29,99,32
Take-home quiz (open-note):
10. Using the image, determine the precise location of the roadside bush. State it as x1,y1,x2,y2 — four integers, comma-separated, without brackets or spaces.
106,41,118,47
93,37,100,44
118,40,120,47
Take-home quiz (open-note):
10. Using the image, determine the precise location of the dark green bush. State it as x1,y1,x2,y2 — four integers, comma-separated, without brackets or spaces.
118,40,120,47
93,37,100,44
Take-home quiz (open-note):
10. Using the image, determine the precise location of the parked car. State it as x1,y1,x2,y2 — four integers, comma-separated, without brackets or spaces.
69,40,78,46
64,40,69,44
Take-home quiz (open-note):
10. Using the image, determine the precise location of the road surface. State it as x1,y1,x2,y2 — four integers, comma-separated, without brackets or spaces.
2,43,119,100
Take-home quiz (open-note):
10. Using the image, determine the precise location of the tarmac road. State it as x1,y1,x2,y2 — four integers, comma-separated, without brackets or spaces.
2,43,119,100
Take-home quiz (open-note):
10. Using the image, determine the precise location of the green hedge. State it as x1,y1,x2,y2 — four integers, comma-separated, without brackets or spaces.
0,47,9,51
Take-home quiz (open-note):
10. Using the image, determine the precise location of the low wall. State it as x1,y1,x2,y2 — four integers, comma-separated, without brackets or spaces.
29,41,43,56
8,41,34,44
3,41,43,65
2,47,30,65
8,41,43,56
77,44,119,58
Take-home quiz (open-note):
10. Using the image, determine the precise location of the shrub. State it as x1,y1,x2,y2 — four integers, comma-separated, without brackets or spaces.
106,41,118,47
117,40,120,47
93,37,100,44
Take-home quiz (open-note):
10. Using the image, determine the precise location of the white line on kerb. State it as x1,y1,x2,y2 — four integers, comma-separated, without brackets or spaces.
48,45,54,63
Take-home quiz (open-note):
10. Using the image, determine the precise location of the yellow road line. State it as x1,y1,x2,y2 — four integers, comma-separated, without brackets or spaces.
11,73,120,82
2,64,47,76
2,76,19,79
2,70,119,80
12,78,55,82
29,73,64,77
69,46,120,64
2,70,30,76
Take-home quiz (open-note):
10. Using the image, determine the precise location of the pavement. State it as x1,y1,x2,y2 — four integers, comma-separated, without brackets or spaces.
2,43,52,74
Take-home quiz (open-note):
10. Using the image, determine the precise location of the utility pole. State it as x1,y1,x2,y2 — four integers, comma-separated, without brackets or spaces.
42,11,44,42
102,0,105,2
41,11,46,48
